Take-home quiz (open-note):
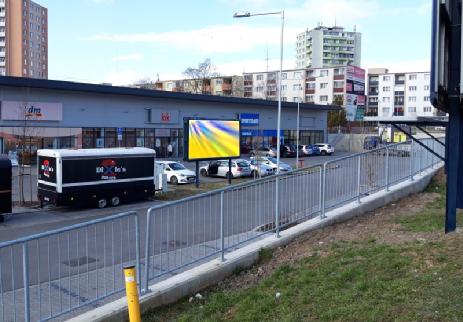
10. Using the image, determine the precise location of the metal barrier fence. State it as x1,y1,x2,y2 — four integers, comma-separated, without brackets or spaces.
0,211,140,322
0,138,445,321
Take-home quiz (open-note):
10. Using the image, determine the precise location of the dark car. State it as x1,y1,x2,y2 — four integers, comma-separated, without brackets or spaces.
363,136,381,150
273,144,297,157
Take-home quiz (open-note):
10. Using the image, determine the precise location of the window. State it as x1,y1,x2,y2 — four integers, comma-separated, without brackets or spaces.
408,86,417,91
293,97,300,102
382,107,390,115
320,83,328,89
424,73,430,80
424,96,430,101
256,74,263,81
424,85,430,91
320,70,328,77
307,82,316,89
382,97,390,103
306,95,314,102
424,106,432,113
408,106,416,113
256,86,264,92
293,71,302,79
408,74,417,80
281,85,287,91
369,97,378,103
334,81,344,88
382,86,391,92
383,75,391,81
293,84,302,91
408,96,416,102
281,97,287,102
319,95,328,102
281,73,287,80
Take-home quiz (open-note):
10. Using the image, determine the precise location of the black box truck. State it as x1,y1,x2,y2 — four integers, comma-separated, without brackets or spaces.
37,147,156,208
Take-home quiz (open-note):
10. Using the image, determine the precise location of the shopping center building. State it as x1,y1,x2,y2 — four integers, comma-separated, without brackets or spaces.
0,77,339,161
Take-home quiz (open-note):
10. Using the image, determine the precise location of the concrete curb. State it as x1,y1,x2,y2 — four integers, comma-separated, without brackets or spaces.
67,165,441,322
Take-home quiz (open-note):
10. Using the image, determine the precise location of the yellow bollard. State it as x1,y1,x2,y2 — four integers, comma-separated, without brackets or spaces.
124,266,141,322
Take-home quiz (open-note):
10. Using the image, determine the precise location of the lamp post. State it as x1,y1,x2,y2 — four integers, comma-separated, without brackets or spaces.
234,10,284,237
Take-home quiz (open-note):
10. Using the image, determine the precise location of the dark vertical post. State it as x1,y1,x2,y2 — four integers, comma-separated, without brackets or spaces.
445,0,461,233
195,161,199,188
228,159,232,184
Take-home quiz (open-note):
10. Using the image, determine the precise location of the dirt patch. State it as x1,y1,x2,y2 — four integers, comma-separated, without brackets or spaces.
213,172,444,293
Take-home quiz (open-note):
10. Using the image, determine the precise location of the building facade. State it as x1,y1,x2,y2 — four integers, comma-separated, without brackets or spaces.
0,0,48,78
365,68,436,120
138,76,244,97
295,25,361,69
244,65,366,121
0,77,337,160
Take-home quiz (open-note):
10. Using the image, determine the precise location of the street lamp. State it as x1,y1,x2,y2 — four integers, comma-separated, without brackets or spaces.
234,10,284,237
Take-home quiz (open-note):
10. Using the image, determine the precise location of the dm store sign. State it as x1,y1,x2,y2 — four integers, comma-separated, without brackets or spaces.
1,101,63,121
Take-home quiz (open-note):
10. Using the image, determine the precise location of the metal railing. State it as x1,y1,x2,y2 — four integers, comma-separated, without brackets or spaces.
0,211,140,322
0,138,445,321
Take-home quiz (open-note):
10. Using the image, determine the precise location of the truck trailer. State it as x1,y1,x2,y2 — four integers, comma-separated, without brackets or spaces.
37,147,156,208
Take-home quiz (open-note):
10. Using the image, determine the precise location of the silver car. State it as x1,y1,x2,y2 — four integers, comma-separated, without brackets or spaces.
250,156,292,173
248,159,274,177
200,159,252,178
249,146,277,157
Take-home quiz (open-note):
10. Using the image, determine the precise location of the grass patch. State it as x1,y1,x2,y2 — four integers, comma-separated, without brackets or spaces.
144,239,463,322
257,248,273,264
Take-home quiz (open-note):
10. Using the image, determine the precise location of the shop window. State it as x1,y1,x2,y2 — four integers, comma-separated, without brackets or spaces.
105,128,116,148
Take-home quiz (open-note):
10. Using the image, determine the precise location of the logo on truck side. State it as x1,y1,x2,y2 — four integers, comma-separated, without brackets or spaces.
40,159,54,178
96,159,127,180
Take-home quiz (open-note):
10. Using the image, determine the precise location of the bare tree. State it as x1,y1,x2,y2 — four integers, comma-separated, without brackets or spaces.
183,59,220,94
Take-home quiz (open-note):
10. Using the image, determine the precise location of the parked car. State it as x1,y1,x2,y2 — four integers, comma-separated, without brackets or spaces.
248,159,274,177
315,143,334,155
363,136,381,150
200,159,251,179
250,156,292,173
298,144,320,156
156,161,196,184
249,146,277,157
272,144,297,157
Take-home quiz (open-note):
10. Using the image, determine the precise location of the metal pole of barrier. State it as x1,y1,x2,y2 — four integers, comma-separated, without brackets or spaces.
357,155,361,203
419,145,422,175
124,266,141,322
320,164,326,219
432,139,435,168
135,215,141,293
143,211,152,294
385,147,390,192
275,175,280,238
410,140,414,181
22,242,30,322
220,191,225,262
318,165,323,217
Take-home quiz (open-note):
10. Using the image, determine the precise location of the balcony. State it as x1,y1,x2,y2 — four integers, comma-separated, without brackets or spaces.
306,77,316,82
333,87,344,93
244,81,253,86
368,101,378,107
267,79,277,85
267,91,277,96
333,74,344,80
305,89,315,94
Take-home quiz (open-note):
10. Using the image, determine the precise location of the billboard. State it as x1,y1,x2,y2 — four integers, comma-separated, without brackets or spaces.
345,66,366,121
184,119,240,161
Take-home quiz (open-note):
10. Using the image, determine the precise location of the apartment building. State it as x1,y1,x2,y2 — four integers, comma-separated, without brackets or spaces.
147,76,244,97
365,68,436,120
0,0,48,78
244,65,366,121
295,25,361,69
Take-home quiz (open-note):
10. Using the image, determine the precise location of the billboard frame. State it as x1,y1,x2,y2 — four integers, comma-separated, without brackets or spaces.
183,118,242,162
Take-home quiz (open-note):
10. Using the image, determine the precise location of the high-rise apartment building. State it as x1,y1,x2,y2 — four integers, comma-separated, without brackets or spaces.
295,25,361,69
365,68,437,120
0,0,48,78
244,65,366,121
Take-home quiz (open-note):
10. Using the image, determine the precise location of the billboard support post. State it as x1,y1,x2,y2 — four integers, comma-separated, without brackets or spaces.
228,159,232,184
195,161,199,188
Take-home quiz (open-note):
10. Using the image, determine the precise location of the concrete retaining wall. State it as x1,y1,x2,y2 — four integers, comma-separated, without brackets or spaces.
67,164,442,322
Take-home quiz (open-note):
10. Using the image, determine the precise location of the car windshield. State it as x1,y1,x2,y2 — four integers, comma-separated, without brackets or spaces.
169,162,186,170
267,157,277,164
236,161,249,167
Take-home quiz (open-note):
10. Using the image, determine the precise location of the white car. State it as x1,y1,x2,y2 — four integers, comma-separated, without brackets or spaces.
156,161,196,184
248,159,274,177
200,159,251,178
315,143,334,155
250,156,292,173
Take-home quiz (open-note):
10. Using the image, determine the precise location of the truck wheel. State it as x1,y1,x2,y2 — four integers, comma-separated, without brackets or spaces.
170,176,178,185
110,196,120,207
97,198,108,209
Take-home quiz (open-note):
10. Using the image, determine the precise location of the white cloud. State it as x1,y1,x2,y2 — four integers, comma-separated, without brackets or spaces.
363,58,430,73
90,24,301,54
103,70,145,86
110,53,144,62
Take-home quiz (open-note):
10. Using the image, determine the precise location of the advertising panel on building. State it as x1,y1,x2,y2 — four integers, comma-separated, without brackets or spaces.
345,66,366,121
1,101,63,121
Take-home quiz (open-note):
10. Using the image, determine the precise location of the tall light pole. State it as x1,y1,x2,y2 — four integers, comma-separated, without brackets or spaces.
234,10,284,237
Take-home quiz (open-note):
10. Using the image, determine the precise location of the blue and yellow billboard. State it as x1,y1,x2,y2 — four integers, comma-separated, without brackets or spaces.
185,119,241,161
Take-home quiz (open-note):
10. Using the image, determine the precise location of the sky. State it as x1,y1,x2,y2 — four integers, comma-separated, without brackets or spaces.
38,0,432,85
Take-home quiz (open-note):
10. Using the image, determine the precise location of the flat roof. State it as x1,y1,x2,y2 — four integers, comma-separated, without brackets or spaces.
0,76,341,112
